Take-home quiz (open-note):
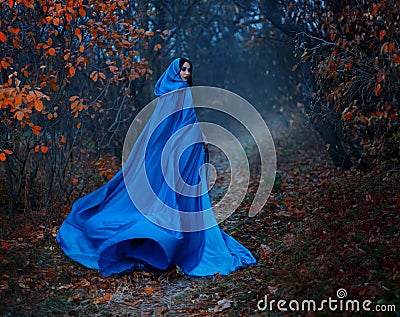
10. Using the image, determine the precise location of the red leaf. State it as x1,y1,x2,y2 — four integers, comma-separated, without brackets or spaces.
374,84,381,95
0,32,7,43
379,30,386,41
67,296,82,302
142,287,154,294
32,125,42,135
34,100,44,112
79,6,86,17
8,27,20,35
41,145,48,153
22,0,34,8
371,4,380,15
15,111,24,121
343,111,354,121
68,66,76,77
92,293,111,304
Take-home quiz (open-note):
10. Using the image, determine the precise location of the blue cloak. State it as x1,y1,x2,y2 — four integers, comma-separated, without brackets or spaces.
56,58,256,277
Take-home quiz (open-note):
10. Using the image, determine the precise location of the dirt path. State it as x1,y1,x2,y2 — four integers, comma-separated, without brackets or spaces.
1,106,399,316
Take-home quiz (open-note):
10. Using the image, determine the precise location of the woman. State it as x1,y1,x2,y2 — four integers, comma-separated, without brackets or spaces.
57,57,256,277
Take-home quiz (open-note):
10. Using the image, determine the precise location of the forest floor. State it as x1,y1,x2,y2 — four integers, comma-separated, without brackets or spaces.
0,106,399,316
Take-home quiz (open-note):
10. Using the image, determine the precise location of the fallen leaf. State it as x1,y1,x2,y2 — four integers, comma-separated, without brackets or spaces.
213,298,233,313
92,293,111,304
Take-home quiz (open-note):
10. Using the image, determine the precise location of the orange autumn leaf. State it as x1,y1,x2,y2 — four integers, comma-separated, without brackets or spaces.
23,0,34,8
92,293,111,304
109,65,118,73
41,145,48,153
44,16,52,24
8,27,20,35
48,48,56,56
343,111,354,121
32,125,42,135
34,100,44,112
79,6,86,17
74,28,82,42
90,71,98,82
4,150,13,155
67,296,82,303
393,54,400,64
374,84,381,95
0,32,7,43
379,30,386,41
8,0,14,8
14,95,22,106
380,42,389,54
371,4,380,15
70,99,79,109
79,45,84,53
15,111,24,120
61,135,66,143
34,145,40,153
13,37,21,48
0,153,6,161
142,287,154,294
68,66,76,77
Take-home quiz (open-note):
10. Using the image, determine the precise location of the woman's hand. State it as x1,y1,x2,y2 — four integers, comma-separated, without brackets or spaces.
202,132,209,149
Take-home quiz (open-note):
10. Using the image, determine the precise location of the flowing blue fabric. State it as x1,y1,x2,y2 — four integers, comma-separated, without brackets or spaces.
56,58,256,277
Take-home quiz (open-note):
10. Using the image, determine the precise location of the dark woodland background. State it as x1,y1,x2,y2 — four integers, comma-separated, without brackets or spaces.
0,0,399,316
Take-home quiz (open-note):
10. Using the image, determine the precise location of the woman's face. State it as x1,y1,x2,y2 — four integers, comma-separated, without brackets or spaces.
180,62,191,82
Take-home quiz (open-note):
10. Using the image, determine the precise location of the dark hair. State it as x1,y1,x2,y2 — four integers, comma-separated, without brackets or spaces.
179,57,193,87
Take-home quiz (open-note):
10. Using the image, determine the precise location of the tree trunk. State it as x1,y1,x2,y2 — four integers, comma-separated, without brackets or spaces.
301,60,352,168
261,0,352,168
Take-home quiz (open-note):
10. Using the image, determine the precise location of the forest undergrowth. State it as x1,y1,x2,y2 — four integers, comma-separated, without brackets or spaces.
0,107,399,317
